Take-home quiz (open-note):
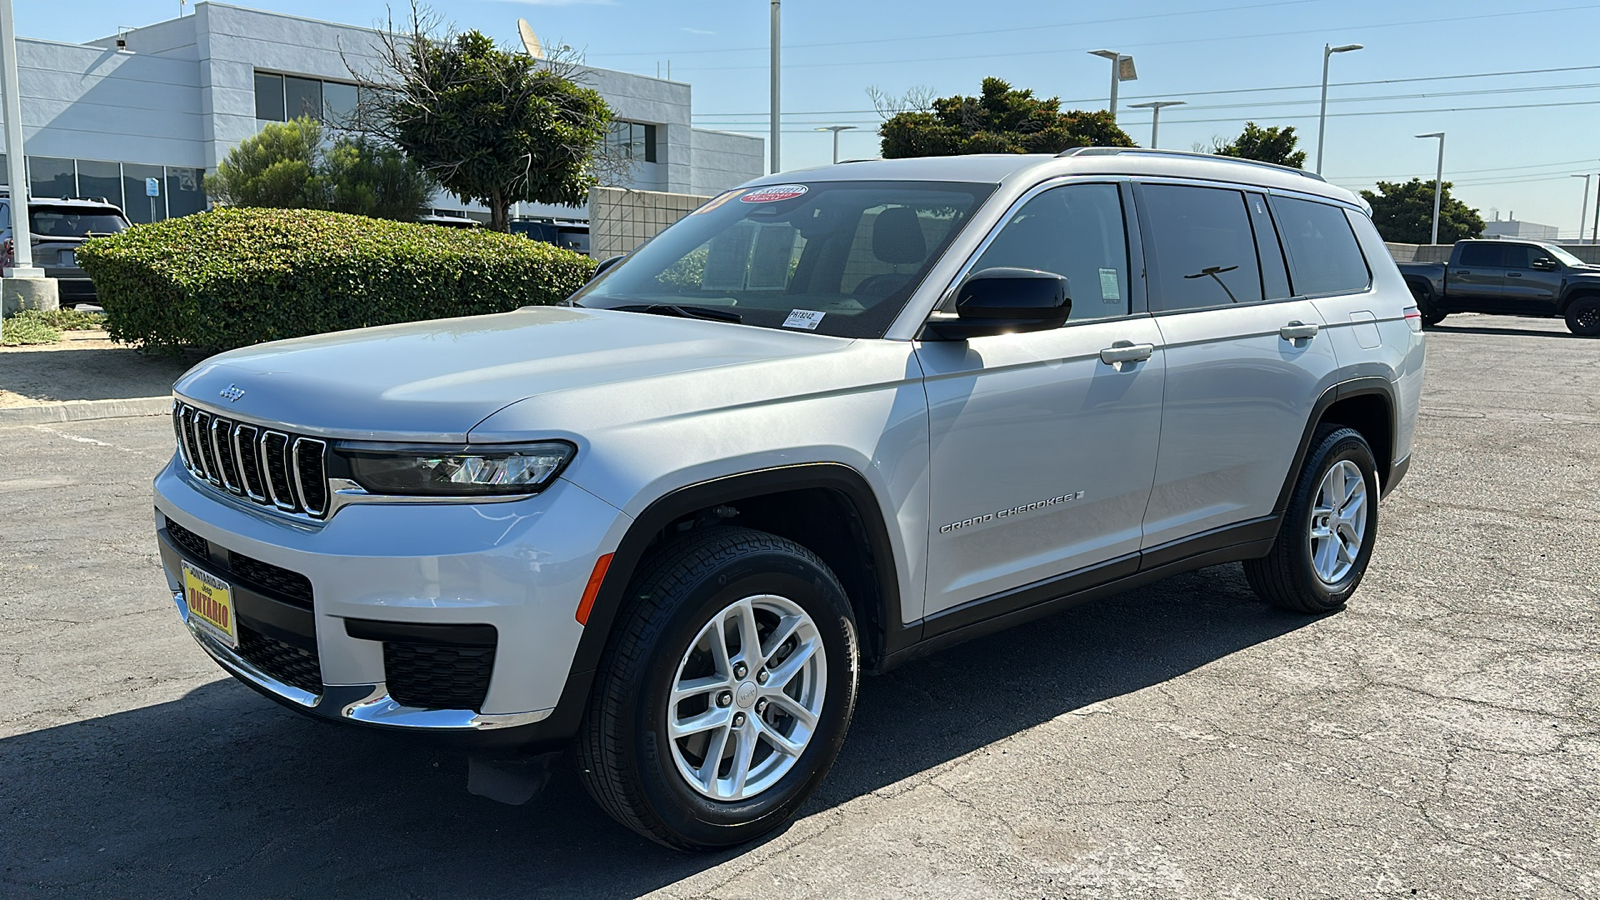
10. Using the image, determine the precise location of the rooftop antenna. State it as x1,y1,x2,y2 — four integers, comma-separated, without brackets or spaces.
517,18,544,60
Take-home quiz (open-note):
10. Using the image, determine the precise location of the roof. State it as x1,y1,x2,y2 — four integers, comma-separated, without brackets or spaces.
0,190,126,210
747,147,1362,208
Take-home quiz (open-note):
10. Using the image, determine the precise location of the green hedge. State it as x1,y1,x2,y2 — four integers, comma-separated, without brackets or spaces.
76,207,597,352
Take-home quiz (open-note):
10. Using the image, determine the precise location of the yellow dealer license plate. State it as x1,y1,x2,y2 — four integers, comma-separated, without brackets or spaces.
182,561,237,648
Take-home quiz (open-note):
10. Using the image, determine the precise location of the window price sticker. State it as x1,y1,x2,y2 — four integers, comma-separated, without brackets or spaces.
783,309,826,330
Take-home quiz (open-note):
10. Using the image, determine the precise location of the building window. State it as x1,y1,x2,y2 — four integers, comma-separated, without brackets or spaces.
122,163,166,224
607,121,658,163
323,80,359,129
28,157,76,201
255,72,285,121
285,76,322,121
77,160,121,205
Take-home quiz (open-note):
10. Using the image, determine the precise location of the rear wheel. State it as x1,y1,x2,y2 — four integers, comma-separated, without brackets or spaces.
1409,281,1446,327
1565,296,1600,336
576,526,859,850
1245,426,1380,614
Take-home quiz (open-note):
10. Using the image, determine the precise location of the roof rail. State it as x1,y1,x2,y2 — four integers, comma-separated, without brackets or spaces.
1056,146,1328,182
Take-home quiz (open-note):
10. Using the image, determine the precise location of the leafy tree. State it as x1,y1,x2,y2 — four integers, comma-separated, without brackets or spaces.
358,10,613,232
1213,122,1306,169
1361,178,1486,244
877,77,1134,159
325,136,436,222
208,118,438,222
209,117,325,209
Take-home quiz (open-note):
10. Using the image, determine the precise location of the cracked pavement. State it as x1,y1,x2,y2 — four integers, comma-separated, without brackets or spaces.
1,313,1596,898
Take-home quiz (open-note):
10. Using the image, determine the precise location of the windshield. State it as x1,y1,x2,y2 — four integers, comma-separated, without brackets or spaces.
29,207,129,239
1542,243,1585,267
573,180,994,338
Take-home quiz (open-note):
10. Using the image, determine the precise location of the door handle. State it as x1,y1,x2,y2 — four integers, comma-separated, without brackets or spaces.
1280,321,1319,341
1506,272,1523,278
1099,341,1155,365
1456,270,1471,275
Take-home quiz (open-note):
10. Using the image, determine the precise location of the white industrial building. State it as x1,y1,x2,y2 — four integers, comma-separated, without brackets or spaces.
3,2,765,224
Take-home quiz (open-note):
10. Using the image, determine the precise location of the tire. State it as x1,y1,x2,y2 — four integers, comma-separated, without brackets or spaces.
576,526,860,850
1409,281,1446,327
1565,296,1600,337
1244,425,1380,614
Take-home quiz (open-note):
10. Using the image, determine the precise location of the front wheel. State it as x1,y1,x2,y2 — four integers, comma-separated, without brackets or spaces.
1244,426,1380,614
1565,297,1600,336
576,526,859,850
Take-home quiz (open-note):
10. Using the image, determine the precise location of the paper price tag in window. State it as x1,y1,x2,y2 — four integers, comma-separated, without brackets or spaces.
1099,268,1121,303
783,309,825,330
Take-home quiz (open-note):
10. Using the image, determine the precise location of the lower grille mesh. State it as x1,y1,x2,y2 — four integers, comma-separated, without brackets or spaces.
384,643,496,712
227,552,314,610
238,624,322,695
164,518,210,561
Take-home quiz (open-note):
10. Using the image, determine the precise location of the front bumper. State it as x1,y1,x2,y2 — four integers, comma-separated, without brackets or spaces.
154,456,629,747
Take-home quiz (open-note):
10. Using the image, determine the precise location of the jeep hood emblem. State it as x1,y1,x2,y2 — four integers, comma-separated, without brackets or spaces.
219,384,246,402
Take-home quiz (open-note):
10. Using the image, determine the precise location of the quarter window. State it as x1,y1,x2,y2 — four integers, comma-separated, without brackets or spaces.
968,183,1131,321
1142,184,1264,311
1272,197,1371,296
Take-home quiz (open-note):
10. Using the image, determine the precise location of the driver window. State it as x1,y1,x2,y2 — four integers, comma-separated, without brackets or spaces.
967,183,1131,321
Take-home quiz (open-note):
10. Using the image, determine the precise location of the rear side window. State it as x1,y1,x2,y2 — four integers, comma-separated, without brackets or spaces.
1272,197,1370,296
1141,184,1264,310
1458,242,1504,268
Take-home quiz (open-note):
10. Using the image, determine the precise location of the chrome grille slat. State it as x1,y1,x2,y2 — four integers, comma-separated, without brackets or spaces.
171,402,329,521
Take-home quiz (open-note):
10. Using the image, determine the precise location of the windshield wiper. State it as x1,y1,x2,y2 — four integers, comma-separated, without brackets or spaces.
612,303,743,323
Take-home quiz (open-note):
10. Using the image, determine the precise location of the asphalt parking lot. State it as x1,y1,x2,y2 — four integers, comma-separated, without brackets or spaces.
1,313,1596,899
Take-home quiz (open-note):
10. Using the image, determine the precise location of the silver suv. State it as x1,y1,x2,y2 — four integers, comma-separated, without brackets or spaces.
154,149,1425,849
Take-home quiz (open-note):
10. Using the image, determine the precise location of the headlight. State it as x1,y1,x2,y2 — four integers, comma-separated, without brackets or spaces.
332,441,575,496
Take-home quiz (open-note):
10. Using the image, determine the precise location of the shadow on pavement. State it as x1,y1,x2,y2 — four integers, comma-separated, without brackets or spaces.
0,338,195,406
0,565,1315,899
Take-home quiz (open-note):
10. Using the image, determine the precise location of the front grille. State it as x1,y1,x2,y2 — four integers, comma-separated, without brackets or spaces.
238,624,322,695
385,643,496,712
228,551,315,610
164,518,210,561
174,402,329,520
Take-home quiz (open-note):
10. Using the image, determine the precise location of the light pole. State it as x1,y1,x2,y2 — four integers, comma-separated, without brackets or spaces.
1128,100,1185,149
769,0,780,174
1571,174,1591,242
816,125,856,164
1416,132,1445,246
0,0,37,278
1088,50,1137,123
1316,42,1362,174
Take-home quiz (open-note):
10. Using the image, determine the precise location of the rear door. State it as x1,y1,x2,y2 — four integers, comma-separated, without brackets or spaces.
1447,242,1507,310
1136,182,1340,552
918,181,1164,620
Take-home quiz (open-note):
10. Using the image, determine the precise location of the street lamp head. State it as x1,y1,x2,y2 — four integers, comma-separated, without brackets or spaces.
1089,49,1120,61
1330,43,1363,54
1415,132,1445,139
1130,100,1186,110
815,125,856,133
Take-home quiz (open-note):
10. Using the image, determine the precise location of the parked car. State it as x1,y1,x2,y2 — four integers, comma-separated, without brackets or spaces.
154,148,1424,850
512,218,590,255
417,214,481,229
1397,238,1600,336
0,194,132,307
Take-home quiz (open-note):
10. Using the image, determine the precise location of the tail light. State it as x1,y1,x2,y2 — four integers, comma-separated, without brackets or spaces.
1403,305,1423,333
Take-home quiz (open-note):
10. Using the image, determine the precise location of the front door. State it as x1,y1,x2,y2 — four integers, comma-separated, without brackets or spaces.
917,182,1165,620
1498,244,1564,315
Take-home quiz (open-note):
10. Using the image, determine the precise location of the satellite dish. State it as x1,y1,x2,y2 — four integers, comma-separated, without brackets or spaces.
517,18,544,60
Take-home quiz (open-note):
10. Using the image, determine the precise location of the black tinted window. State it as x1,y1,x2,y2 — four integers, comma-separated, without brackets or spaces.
1143,184,1263,310
1247,192,1293,301
970,183,1130,321
1458,243,1504,268
1273,197,1370,295
1501,245,1544,269
30,207,128,238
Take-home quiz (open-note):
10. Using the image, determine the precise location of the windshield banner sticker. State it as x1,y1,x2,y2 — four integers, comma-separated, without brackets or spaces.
783,309,826,330
742,184,809,203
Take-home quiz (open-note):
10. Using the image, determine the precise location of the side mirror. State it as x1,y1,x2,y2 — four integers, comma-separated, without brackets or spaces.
590,254,627,281
921,267,1071,341
1532,257,1558,271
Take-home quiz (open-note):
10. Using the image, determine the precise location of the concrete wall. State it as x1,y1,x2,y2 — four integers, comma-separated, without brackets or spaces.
690,128,765,196
1386,242,1600,265
588,186,709,258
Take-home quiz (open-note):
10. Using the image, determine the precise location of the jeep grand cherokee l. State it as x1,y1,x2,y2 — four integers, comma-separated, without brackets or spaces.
154,148,1425,849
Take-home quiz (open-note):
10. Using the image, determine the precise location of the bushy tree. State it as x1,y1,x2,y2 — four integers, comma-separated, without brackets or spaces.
209,117,324,209
357,10,613,232
1361,178,1486,244
208,118,437,221
877,77,1134,159
1213,122,1306,169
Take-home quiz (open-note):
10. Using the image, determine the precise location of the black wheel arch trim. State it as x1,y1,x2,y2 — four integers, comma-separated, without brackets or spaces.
1274,377,1399,513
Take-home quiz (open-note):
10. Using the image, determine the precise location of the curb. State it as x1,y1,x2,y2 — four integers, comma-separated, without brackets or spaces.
0,396,170,427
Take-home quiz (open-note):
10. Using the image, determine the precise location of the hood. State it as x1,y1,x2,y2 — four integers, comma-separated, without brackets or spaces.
173,306,853,442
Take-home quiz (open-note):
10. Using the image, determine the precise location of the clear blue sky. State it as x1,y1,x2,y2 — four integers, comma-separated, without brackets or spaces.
23,1,1600,236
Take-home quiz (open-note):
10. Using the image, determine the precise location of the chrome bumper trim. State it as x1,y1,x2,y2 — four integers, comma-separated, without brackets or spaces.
175,590,553,731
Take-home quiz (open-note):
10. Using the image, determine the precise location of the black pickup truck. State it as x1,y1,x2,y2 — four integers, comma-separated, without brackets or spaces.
1396,239,1600,336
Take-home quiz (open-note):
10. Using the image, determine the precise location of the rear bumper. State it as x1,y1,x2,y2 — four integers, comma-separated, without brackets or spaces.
154,457,630,751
